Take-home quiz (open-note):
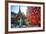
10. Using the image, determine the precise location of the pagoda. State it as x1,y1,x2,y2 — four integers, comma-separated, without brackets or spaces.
15,6,26,28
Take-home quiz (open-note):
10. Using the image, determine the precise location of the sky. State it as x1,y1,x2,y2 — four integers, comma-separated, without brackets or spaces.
11,5,27,15
11,5,19,14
